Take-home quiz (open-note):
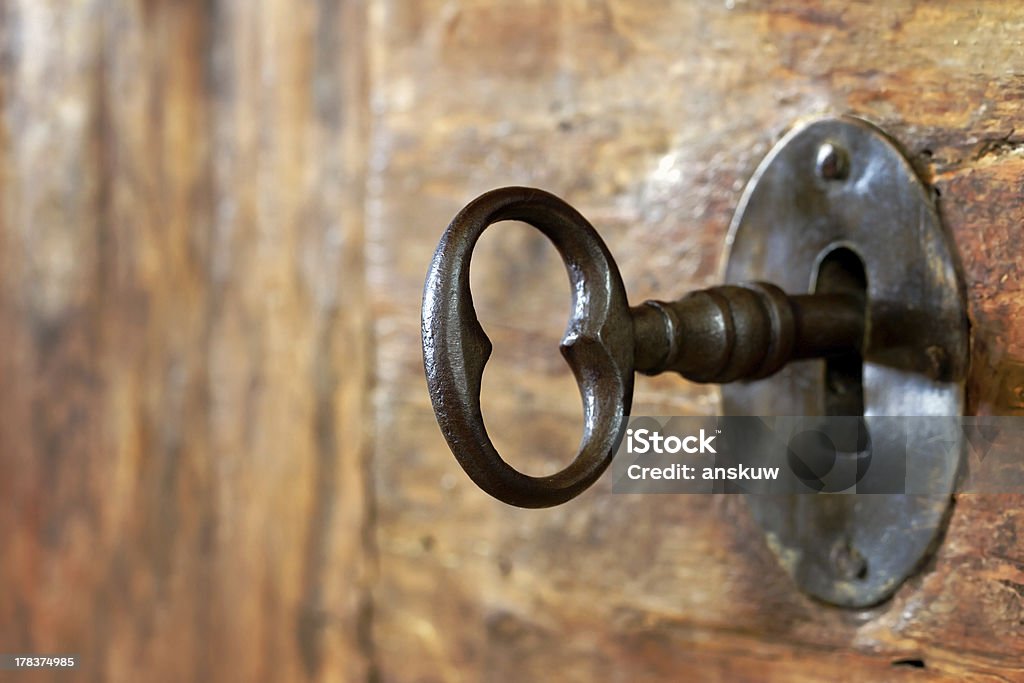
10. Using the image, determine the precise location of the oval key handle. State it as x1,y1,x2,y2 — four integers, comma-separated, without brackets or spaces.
423,187,866,508
422,187,635,508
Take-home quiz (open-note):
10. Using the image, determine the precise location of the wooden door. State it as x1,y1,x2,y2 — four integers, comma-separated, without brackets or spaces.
1,2,1021,681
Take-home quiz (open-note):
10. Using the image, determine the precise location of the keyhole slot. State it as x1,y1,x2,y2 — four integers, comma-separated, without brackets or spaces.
815,246,867,417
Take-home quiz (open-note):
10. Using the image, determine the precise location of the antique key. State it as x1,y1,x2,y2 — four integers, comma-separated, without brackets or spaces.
421,186,864,508
421,115,969,610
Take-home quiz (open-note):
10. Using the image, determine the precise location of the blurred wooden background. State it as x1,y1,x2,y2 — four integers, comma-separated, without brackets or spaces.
1,1,1022,681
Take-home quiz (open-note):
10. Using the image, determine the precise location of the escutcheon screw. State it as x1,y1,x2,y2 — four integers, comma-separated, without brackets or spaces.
817,142,849,180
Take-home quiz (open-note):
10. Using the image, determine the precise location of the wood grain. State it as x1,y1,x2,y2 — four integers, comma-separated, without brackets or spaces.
367,1,1024,681
0,1,373,681
2,1,1023,682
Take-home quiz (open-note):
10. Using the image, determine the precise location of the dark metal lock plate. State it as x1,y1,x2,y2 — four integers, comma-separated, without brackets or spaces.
722,116,968,607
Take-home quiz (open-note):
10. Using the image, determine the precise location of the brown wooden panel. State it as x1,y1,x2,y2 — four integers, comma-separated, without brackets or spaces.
368,1,1024,681
2,1,1023,682
0,1,372,681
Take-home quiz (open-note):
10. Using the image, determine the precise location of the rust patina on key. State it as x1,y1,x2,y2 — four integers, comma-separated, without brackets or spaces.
421,186,864,508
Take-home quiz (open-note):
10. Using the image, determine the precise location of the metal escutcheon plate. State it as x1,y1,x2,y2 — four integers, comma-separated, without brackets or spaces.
722,116,968,607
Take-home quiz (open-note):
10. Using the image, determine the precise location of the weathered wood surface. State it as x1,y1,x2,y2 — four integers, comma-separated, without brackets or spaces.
0,1,373,681
1,1,1023,682
368,2,1024,682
